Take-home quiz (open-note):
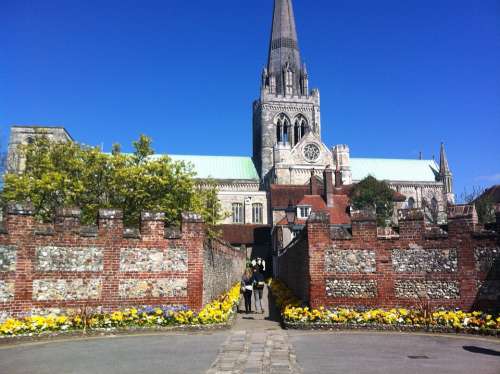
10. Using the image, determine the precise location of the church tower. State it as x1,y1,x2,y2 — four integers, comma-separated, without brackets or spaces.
253,0,323,185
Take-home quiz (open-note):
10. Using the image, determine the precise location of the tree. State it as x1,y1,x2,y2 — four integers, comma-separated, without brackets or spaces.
461,186,495,225
350,175,394,226
0,134,223,228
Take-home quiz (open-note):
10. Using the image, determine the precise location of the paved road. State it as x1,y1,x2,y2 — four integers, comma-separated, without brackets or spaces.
0,332,229,374
1,288,499,374
289,330,500,374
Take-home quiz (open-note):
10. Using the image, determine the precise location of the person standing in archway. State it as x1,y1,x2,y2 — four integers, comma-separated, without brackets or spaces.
241,268,254,314
252,266,265,314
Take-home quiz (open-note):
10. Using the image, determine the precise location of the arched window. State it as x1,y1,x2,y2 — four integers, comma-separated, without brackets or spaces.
407,197,415,209
275,113,290,144
293,115,308,145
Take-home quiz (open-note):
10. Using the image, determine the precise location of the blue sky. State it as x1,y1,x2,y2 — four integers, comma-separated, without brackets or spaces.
1,0,499,199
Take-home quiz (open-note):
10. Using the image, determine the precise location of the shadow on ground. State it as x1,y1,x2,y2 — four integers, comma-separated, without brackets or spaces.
463,346,500,356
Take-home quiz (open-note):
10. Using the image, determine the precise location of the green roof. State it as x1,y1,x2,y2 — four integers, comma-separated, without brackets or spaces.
167,155,259,180
350,158,439,182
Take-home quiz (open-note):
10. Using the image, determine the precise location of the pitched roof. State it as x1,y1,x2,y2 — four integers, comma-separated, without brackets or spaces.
165,155,260,181
350,158,439,183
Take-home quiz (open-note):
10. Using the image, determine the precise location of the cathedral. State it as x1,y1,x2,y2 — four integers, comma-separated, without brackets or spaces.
7,0,453,256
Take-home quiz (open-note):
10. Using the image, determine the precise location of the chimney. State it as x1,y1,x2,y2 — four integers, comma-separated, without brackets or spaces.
310,169,319,195
323,167,334,208
334,162,342,188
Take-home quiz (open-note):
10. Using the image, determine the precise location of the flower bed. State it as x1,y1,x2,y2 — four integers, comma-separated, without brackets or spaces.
0,284,240,337
268,279,500,336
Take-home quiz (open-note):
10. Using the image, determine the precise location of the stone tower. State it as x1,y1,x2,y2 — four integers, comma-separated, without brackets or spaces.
253,0,322,185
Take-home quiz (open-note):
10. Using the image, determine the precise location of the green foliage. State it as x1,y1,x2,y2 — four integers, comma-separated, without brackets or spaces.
1,133,223,228
351,175,394,226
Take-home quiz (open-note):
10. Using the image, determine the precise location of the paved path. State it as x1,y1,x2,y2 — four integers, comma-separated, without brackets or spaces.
206,285,302,374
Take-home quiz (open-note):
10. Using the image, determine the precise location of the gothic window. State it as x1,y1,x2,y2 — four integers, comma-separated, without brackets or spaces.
293,115,308,145
232,203,244,224
407,197,415,209
275,113,290,144
252,203,263,224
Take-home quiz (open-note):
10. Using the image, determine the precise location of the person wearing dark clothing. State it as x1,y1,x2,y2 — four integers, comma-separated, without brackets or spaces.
252,267,265,314
241,268,253,314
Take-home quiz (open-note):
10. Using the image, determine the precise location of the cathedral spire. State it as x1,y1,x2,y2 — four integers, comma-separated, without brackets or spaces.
266,0,305,96
439,142,451,176
439,142,454,203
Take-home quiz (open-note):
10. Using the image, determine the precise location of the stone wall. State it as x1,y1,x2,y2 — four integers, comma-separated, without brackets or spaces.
277,205,500,312
0,204,244,319
203,239,246,305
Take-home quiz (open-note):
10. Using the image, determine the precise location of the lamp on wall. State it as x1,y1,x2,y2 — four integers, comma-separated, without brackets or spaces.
285,200,296,226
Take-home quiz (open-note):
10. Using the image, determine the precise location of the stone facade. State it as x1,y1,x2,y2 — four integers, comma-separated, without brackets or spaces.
120,247,188,272
33,279,102,301
325,248,376,273
474,247,500,274
118,278,188,299
391,247,457,273
203,239,246,305
0,204,244,320
36,246,103,272
394,280,460,299
326,279,377,298
0,281,15,302
218,191,269,225
0,245,16,272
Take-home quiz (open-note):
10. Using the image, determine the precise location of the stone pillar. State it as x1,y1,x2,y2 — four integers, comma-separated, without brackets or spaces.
181,212,205,311
98,209,123,307
447,204,477,236
140,212,165,238
398,209,425,240
307,211,331,309
351,209,377,240
55,207,81,231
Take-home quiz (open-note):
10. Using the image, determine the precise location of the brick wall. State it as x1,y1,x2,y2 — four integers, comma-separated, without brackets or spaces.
277,205,500,312
0,203,244,319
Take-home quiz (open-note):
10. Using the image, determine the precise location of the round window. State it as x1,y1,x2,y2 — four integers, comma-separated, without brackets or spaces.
303,143,320,162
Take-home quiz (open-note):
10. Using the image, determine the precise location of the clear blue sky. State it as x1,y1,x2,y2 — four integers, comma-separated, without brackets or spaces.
1,0,499,199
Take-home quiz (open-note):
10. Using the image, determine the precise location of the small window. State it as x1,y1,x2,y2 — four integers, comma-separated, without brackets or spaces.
297,206,311,219
252,203,263,224
407,197,415,209
232,203,244,224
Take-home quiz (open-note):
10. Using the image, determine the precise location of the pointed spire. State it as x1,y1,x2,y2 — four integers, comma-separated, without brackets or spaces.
267,0,304,95
439,142,451,175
